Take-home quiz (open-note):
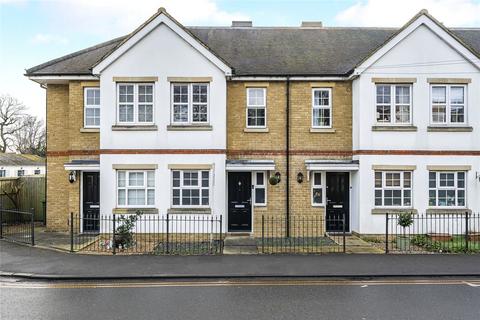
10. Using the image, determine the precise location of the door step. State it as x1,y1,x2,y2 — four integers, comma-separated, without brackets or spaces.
223,236,258,255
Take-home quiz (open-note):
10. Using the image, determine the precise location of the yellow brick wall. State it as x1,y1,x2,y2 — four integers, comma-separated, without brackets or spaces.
45,82,100,231
227,81,352,237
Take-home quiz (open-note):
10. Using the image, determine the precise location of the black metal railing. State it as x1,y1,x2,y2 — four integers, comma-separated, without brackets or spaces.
69,213,224,255
0,208,35,245
260,214,346,254
385,212,480,253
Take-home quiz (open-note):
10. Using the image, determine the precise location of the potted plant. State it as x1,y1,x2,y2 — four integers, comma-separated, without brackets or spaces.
113,211,142,250
396,212,414,251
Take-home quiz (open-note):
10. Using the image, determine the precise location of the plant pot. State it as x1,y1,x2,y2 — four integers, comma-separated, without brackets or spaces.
396,236,411,251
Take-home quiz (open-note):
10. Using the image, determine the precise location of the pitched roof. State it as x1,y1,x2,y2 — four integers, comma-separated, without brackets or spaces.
25,26,480,77
0,154,45,166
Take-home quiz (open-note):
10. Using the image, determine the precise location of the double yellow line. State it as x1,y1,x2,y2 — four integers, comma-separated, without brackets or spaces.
1,278,479,289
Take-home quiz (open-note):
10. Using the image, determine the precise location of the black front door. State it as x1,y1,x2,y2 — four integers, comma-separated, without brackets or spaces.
228,172,252,232
326,172,350,232
82,172,100,232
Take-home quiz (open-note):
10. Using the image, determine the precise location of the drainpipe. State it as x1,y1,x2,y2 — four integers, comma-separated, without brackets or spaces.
286,77,290,237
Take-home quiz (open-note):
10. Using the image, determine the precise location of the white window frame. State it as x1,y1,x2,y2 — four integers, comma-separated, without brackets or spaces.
311,171,325,206
116,170,155,208
375,84,412,125
84,87,101,128
116,83,155,125
428,171,466,208
246,88,267,128
312,88,333,129
0,169,6,177
170,83,210,125
374,171,413,208
34,169,41,175
252,171,267,206
171,170,210,208
430,84,467,126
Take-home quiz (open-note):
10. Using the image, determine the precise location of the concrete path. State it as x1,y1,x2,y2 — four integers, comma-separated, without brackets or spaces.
2,240,480,280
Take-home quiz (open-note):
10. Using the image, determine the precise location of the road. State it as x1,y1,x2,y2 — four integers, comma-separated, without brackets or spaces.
1,277,479,320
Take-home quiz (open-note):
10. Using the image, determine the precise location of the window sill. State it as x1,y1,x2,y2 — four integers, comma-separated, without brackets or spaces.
167,208,212,214
427,126,473,132
371,208,417,215
112,125,158,131
80,128,100,133
244,128,269,133
310,128,336,133
426,208,471,215
112,208,158,214
372,125,417,132
167,125,213,131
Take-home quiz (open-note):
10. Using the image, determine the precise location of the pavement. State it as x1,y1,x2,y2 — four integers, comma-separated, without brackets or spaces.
1,240,480,280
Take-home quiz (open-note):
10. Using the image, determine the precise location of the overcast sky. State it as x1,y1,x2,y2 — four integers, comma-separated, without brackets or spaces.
1,0,480,121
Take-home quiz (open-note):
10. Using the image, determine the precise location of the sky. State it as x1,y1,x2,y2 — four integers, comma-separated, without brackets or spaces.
1,0,480,121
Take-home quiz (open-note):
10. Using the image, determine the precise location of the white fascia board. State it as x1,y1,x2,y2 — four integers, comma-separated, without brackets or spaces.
231,76,348,81
28,75,98,84
92,14,232,76
226,164,276,171
64,164,100,171
352,15,480,76
305,165,359,172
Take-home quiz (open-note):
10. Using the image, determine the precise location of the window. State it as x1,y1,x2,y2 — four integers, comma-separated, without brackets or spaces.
429,171,466,207
117,170,155,207
171,83,209,124
17,170,25,177
253,172,266,206
172,170,210,207
312,88,332,128
374,171,412,207
246,88,266,128
0,170,5,177
34,169,41,175
311,172,323,205
376,84,412,124
431,85,466,125
84,87,100,128
117,83,154,124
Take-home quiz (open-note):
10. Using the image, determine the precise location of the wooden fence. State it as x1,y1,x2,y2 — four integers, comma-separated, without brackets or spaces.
0,176,46,222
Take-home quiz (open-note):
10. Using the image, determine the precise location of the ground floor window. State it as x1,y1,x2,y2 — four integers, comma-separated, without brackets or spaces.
0,170,5,177
311,172,324,205
253,171,266,206
117,170,155,207
172,170,210,207
34,169,41,175
374,171,412,207
429,171,466,207
17,170,24,177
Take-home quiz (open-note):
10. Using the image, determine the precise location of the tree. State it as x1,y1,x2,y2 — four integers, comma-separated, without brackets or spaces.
13,115,46,157
0,95,26,152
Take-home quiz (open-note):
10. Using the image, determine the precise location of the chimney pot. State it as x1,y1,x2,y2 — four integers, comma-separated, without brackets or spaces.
301,21,323,28
231,21,253,27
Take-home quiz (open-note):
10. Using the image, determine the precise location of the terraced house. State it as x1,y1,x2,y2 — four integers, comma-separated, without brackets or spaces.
26,8,480,236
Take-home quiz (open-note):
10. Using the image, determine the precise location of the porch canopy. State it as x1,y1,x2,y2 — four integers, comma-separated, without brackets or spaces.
226,159,275,171
304,160,359,172
64,159,100,171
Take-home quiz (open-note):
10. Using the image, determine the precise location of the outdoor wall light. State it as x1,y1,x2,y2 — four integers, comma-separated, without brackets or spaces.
297,172,304,183
68,170,77,183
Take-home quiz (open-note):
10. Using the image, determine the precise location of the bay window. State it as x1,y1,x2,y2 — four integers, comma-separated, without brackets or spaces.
117,83,154,124
171,83,209,124
376,84,411,124
429,171,466,207
172,170,210,207
374,171,412,207
117,170,155,207
431,85,466,125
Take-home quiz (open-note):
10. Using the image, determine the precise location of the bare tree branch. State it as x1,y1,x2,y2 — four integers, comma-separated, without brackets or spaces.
13,115,46,157
0,94,27,152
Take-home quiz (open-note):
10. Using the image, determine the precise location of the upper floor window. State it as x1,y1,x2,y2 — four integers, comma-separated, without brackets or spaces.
431,85,466,125
117,170,155,207
84,87,100,128
429,171,465,207
374,171,412,207
376,84,411,124
312,88,332,128
171,83,209,124
117,83,154,124
253,171,266,206
246,88,266,128
172,170,210,207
